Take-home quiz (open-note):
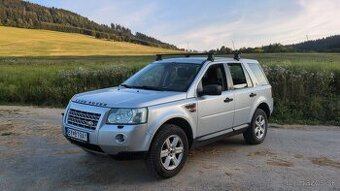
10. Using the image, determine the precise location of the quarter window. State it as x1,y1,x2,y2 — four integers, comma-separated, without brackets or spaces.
228,63,248,89
247,63,268,85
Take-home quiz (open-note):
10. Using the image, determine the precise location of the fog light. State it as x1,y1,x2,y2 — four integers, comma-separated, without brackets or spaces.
115,134,126,143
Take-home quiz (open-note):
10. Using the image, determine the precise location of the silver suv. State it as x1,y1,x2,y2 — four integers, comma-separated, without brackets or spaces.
62,53,273,178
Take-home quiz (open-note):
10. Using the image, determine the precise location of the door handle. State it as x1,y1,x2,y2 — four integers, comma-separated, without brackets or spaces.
224,97,233,103
249,93,257,97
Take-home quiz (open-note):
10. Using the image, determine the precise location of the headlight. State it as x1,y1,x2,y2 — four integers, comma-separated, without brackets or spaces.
107,108,148,124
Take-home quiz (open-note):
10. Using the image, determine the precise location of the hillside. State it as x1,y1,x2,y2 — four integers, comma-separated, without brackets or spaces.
215,35,340,53
291,35,340,52
0,26,179,56
0,0,178,49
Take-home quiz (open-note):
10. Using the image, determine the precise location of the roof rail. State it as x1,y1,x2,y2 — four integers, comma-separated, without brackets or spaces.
156,52,215,61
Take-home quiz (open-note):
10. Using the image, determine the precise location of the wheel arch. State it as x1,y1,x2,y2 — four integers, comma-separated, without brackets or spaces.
257,102,271,119
248,94,272,122
148,117,194,150
164,117,193,148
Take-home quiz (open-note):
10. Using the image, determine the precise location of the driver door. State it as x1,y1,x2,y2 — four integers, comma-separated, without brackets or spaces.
196,63,235,137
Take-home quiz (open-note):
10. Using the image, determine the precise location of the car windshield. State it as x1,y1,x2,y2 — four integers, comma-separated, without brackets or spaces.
121,62,201,92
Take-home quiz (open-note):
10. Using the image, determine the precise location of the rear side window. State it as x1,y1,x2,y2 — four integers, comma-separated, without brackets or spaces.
247,63,268,85
228,63,248,89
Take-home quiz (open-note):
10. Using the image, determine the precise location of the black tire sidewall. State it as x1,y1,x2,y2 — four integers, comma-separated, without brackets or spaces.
244,109,268,144
146,124,189,178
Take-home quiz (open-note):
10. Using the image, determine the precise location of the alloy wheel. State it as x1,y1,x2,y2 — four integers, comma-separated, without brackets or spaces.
160,135,184,170
254,115,266,139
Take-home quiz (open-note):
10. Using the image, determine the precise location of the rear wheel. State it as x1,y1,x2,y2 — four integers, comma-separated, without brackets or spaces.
243,108,268,145
146,124,188,178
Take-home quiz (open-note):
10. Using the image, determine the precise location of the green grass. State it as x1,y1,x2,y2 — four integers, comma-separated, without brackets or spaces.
0,56,152,105
0,26,179,56
0,54,339,125
2,27,337,124
243,53,340,72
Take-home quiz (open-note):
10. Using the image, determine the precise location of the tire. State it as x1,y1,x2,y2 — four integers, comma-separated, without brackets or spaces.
243,108,268,145
146,124,189,178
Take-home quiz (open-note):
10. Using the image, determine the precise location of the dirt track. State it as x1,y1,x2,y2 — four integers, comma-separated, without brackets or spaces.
0,106,339,191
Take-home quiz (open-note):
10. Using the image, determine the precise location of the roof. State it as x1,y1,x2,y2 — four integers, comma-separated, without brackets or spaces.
154,57,258,64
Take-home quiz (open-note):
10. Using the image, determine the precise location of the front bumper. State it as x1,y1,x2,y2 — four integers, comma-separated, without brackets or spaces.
62,102,152,155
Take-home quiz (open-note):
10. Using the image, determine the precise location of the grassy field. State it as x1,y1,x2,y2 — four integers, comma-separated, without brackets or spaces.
243,53,340,72
0,26,179,56
0,27,338,124
0,53,339,125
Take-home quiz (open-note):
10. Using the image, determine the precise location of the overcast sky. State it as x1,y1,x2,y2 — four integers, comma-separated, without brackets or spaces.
26,0,340,51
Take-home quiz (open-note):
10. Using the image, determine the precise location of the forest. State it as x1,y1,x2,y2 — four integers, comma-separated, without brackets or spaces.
213,35,340,54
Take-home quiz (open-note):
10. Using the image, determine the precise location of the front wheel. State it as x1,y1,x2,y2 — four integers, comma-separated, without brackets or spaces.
145,124,189,178
243,108,268,145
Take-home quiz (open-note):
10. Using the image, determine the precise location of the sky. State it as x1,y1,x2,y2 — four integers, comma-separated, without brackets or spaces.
26,0,340,51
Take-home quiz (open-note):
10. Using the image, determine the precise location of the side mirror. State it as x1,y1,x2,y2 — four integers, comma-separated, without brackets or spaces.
201,84,222,96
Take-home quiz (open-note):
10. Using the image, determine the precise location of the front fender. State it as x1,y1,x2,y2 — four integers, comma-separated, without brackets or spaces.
142,99,197,151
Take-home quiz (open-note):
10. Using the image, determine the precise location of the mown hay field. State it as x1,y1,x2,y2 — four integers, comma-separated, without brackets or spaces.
0,26,179,56
0,53,339,125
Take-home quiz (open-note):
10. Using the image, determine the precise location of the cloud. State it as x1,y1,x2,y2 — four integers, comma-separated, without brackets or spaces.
26,0,340,50
159,0,340,50
88,1,157,29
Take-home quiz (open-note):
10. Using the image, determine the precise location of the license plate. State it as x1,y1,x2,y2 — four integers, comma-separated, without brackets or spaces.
66,128,88,142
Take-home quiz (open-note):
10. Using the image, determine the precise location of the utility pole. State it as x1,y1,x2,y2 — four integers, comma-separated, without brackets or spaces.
306,35,309,41
231,40,235,50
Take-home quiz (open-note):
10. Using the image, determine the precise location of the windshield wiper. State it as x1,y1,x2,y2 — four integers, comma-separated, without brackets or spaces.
121,84,164,91
120,83,132,88
132,85,164,91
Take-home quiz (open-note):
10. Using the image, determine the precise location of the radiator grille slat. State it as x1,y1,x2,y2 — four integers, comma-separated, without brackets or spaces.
67,109,101,130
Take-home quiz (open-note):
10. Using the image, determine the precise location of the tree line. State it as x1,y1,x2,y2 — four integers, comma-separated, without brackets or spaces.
210,35,340,54
0,0,178,49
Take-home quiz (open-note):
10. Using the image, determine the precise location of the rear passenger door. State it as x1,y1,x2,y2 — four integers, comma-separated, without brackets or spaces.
227,63,254,126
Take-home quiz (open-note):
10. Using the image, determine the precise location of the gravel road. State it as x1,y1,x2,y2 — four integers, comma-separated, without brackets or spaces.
0,106,339,191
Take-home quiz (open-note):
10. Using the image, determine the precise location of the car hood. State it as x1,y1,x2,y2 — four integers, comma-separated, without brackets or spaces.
71,87,187,108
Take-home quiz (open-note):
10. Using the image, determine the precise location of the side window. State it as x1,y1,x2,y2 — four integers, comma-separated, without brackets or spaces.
200,64,227,91
247,63,268,85
228,63,248,89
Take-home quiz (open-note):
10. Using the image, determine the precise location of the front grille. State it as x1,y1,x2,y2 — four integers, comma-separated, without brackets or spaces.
67,109,101,130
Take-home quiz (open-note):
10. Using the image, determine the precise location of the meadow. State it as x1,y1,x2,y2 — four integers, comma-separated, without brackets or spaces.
0,53,339,125
0,26,178,56
246,53,339,124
